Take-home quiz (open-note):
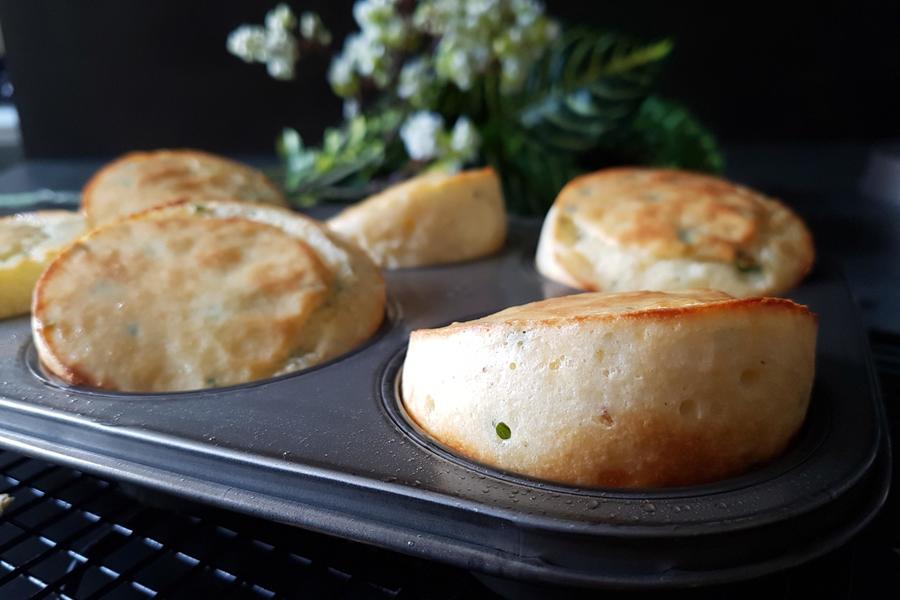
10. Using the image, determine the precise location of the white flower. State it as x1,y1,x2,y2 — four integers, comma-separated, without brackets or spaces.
300,12,332,45
450,116,480,159
514,1,540,26
266,57,294,80
466,0,497,19
398,59,430,100
344,32,383,77
353,0,395,29
352,0,410,49
328,55,358,96
227,5,302,81
265,3,296,31
413,0,556,93
343,99,361,120
400,111,445,161
501,56,524,89
446,47,474,90
262,28,298,78
227,25,267,62
380,18,409,47
265,27,297,57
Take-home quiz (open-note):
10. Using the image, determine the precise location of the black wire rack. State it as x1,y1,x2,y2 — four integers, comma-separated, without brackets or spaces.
0,457,495,599
1,331,899,600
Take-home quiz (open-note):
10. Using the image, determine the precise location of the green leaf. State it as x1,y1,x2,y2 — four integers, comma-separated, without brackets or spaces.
274,108,407,205
277,127,303,157
616,96,725,173
495,422,511,440
518,30,672,153
484,120,579,215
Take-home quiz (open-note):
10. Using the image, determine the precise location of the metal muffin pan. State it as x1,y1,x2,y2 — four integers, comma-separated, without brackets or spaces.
0,212,890,590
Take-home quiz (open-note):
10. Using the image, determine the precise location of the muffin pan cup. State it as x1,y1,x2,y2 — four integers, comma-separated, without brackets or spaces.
0,214,890,590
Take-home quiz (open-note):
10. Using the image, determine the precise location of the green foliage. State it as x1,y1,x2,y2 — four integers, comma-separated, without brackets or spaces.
614,96,724,173
483,120,580,215
276,108,405,205
494,32,724,214
230,4,724,215
271,26,722,215
518,30,672,153
496,30,680,213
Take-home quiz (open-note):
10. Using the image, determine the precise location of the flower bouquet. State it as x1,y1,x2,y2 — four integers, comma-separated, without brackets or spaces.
228,1,722,215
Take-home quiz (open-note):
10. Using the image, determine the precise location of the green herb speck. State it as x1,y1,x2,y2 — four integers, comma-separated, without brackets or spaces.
205,377,217,386
495,422,511,440
126,323,139,336
735,253,762,274
192,204,211,214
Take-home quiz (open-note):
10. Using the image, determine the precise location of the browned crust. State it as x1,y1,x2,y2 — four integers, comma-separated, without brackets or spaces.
137,198,388,337
81,149,285,222
31,228,115,386
403,294,815,487
81,151,147,218
549,167,816,294
556,166,740,200
32,214,333,389
412,294,817,339
330,166,500,219
133,199,387,342
127,196,294,222
35,199,386,387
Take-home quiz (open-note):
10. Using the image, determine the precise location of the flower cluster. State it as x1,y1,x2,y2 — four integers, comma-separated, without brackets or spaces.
327,0,558,98
227,3,331,81
226,2,721,214
229,1,558,168
399,111,480,169
413,0,559,93
328,0,418,95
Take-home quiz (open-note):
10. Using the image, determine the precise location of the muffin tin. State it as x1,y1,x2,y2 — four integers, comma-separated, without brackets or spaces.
0,212,890,590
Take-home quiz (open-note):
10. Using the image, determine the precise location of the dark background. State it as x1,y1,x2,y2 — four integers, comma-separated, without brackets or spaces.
0,0,897,158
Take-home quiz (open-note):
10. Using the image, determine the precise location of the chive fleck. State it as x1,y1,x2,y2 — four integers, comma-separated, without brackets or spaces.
193,204,211,214
735,252,762,274
495,422,511,440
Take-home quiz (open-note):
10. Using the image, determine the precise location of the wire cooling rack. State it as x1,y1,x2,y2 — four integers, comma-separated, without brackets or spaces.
1,331,899,600
0,455,493,599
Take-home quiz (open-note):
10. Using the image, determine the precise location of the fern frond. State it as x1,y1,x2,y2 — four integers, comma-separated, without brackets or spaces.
518,31,672,153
